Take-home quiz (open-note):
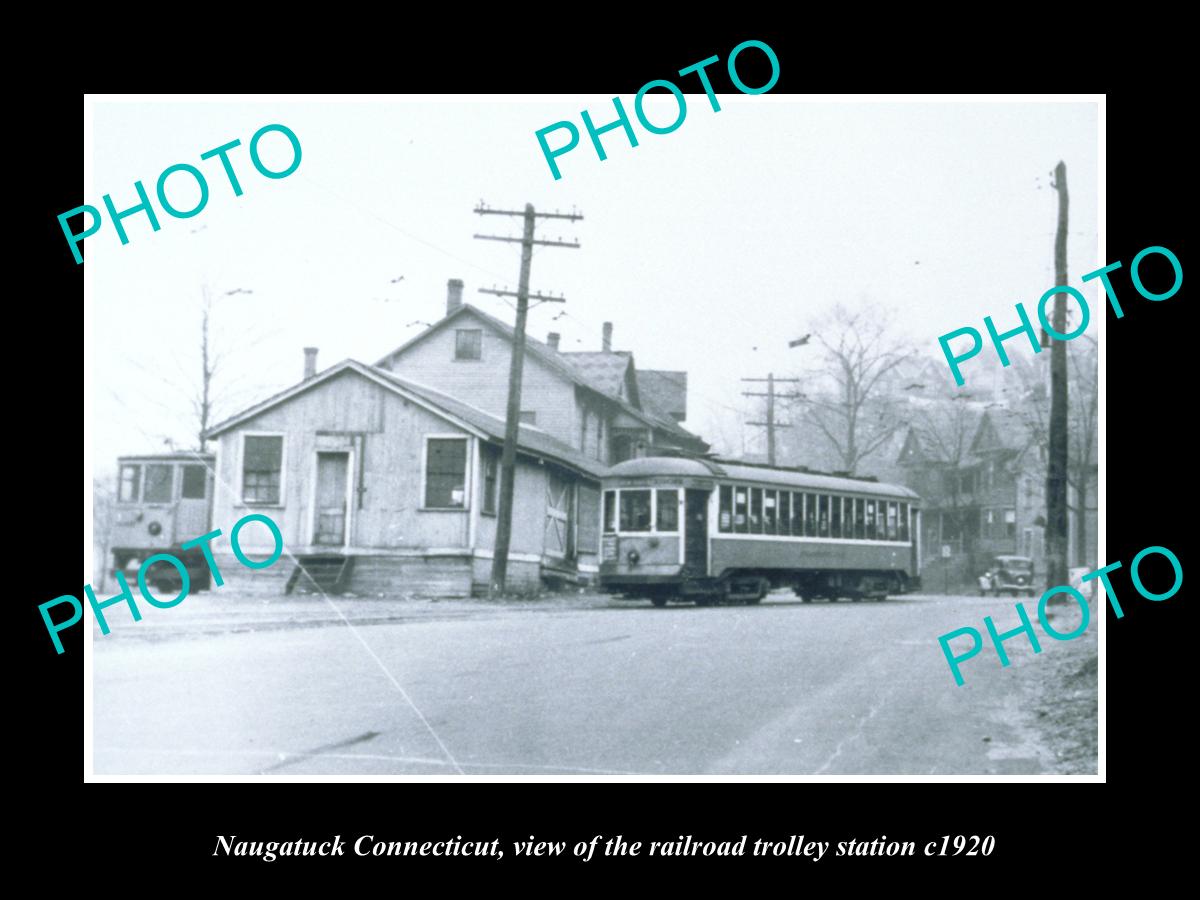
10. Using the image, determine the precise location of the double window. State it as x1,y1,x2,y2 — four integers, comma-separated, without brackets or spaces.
602,488,680,534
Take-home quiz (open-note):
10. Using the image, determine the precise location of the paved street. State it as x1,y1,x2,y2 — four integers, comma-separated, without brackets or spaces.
92,590,1098,776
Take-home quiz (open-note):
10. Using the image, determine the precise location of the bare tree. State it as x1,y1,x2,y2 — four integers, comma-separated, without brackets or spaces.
126,285,272,453
787,302,914,474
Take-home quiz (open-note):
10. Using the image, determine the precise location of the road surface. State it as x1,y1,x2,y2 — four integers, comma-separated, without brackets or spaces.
91,590,1097,775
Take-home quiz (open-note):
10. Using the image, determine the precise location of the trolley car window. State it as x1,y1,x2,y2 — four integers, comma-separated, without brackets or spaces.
779,491,791,536
804,493,816,536
620,490,651,532
866,500,877,539
831,495,843,538
118,464,141,502
735,489,748,533
181,465,207,499
656,489,679,532
791,492,803,536
144,464,173,503
763,490,777,534
719,485,733,532
603,490,616,533
900,502,909,541
749,488,763,534
817,495,830,537
886,501,899,540
855,498,866,539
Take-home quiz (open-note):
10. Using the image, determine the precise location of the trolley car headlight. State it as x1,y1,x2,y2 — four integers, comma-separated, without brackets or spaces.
147,521,162,536
627,548,641,566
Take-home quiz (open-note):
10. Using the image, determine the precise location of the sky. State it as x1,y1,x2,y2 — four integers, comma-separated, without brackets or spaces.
87,96,1099,475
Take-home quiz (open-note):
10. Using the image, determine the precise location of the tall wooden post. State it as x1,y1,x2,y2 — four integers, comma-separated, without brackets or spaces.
1045,161,1070,590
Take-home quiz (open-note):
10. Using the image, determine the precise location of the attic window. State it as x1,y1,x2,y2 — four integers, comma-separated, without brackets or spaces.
455,329,482,360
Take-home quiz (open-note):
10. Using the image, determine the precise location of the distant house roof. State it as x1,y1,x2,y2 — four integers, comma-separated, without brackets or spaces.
376,303,707,450
204,359,610,480
971,407,1040,458
558,351,639,404
637,369,687,422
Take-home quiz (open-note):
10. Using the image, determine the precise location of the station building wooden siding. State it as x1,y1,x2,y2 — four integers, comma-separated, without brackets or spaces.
204,360,606,598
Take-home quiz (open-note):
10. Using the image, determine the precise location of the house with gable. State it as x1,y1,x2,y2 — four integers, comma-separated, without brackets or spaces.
196,279,709,599
897,403,1050,589
375,280,708,466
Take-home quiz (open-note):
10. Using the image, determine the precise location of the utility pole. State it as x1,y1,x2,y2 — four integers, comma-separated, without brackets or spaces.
1045,161,1070,591
743,374,802,465
474,202,582,596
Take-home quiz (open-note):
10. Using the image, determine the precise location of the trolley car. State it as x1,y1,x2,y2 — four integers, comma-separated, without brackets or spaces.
599,456,921,606
108,452,216,590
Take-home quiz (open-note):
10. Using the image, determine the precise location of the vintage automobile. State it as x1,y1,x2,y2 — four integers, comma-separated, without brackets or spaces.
979,555,1036,597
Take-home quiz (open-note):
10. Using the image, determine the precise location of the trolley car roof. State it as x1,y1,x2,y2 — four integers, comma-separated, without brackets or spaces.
605,456,919,501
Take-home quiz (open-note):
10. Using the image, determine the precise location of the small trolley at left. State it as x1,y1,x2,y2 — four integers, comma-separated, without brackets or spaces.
106,453,216,592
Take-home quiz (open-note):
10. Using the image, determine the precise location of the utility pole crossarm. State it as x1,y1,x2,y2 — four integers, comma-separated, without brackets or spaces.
479,287,567,304
475,205,583,221
473,234,581,248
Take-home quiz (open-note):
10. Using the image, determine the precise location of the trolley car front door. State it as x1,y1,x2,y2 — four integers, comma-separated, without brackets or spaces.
685,489,709,575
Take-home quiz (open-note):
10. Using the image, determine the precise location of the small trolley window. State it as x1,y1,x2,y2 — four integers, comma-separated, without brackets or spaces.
749,488,763,534
792,492,804,536
817,495,830,537
734,488,748,533
831,495,843,539
763,490,777,534
719,485,733,533
118,464,141,503
886,501,899,540
866,500,877,540
804,493,817,536
855,498,866,540
899,502,909,542
619,490,651,532
603,490,616,533
656,489,679,532
779,492,791,536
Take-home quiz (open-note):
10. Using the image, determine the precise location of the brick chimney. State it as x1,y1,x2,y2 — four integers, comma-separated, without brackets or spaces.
446,278,464,315
602,321,613,352
303,347,318,379
547,332,561,351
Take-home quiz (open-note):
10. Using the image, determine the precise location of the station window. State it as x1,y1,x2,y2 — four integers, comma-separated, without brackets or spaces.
719,485,733,533
243,435,284,505
778,491,791,536
831,495,843,538
763,490,777,535
424,437,467,508
144,464,174,504
899,502,910,542
118,464,141,502
181,464,207,500
805,493,817,536
866,500,877,540
603,490,616,533
855,498,866,540
749,488,763,535
482,447,499,515
619,489,651,531
818,495,830,537
455,329,482,360
656,489,679,532
734,488,748,533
